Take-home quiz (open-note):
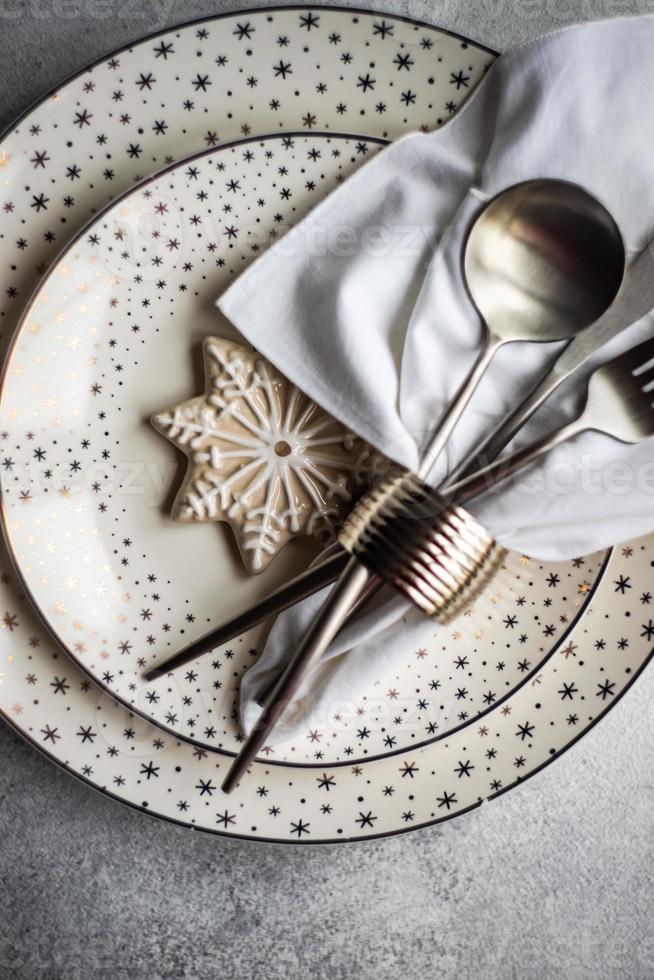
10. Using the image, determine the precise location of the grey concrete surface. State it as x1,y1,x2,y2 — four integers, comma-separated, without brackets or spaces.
1,3,654,979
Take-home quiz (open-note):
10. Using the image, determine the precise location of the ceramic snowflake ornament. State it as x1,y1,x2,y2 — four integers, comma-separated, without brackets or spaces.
152,336,375,573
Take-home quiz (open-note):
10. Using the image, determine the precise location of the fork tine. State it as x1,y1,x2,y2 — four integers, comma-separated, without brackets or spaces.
633,353,654,378
573,334,654,444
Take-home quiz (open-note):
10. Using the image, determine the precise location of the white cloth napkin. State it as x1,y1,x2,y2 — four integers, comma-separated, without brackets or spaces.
217,15,654,740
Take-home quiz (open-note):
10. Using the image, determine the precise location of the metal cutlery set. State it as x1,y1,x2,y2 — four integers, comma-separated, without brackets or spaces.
143,178,654,793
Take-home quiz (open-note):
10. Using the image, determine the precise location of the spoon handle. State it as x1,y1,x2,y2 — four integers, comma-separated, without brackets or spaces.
418,336,498,479
144,336,499,679
221,557,371,794
442,361,568,489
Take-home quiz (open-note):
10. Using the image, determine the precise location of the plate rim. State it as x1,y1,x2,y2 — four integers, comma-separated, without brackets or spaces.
0,3,497,146
3,639,651,845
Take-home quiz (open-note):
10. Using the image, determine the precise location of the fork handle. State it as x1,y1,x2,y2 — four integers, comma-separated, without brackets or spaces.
221,558,371,793
143,548,349,681
449,417,584,504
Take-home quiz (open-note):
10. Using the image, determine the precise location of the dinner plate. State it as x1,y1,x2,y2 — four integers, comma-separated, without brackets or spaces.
0,132,610,766
1,7,652,843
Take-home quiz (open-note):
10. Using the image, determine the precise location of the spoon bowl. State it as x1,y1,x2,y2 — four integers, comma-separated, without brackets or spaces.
463,178,625,346
418,178,624,475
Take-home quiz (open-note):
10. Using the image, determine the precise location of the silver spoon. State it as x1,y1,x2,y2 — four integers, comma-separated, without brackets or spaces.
221,178,624,792
419,178,625,473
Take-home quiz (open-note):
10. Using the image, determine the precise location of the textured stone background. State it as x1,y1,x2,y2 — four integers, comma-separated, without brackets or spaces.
1,2,653,978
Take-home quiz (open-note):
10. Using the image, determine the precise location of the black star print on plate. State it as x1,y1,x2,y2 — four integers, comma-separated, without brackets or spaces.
0,132,610,766
0,8,651,844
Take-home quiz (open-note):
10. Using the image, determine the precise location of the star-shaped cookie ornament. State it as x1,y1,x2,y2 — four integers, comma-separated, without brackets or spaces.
152,336,376,573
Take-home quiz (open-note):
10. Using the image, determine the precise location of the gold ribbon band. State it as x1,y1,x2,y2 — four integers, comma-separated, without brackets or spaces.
338,471,506,623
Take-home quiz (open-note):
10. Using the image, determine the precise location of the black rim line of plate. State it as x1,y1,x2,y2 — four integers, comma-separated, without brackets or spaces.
1,641,650,846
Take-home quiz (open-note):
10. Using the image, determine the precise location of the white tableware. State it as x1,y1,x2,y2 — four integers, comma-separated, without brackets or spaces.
1,8,651,843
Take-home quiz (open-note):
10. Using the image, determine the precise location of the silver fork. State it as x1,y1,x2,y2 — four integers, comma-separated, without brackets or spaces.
221,335,654,791
447,334,654,505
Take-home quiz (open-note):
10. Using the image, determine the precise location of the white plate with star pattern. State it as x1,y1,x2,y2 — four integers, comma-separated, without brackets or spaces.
0,7,652,843
0,128,614,765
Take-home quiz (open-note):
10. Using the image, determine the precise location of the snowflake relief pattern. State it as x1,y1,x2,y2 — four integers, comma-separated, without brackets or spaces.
152,337,375,572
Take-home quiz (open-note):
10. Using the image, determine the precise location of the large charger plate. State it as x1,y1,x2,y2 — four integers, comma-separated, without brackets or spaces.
0,7,651,843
